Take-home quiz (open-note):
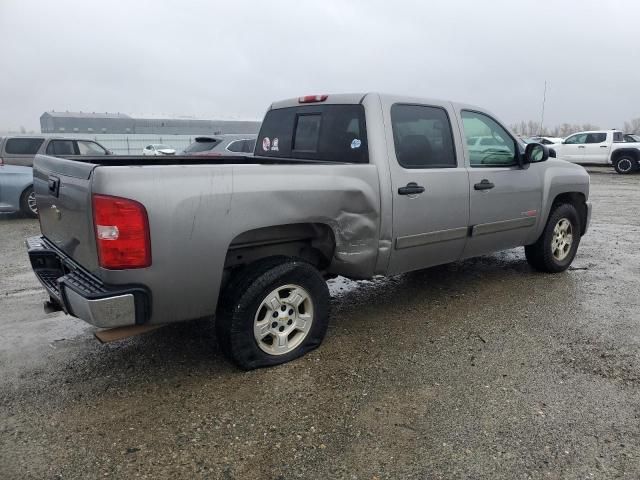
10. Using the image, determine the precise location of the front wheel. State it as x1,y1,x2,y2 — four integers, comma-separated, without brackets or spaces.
525,203,581,273
216,257,330,370
19,186,38,218
613,156,637,174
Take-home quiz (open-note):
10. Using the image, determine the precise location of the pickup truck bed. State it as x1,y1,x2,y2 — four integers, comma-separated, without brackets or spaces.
27,92,592,369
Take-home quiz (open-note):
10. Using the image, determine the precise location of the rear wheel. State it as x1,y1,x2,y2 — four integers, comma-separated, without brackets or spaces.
613,156,637,174
525,203,581,273
19,186,38,218
216,257,330,370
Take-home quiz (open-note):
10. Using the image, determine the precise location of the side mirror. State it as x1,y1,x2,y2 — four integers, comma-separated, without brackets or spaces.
524,143,549,164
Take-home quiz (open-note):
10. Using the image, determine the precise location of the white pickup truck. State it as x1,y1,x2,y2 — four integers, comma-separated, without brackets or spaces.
551,130,640,174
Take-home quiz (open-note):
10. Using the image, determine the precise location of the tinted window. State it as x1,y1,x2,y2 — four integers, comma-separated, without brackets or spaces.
46,140,76,155
257,105,368,163
184,138,220,153
5,138,44,154
461,111,516,167
227,140,246,153
244,139,256,153
77,140,107,155
586,133,606,143
564,133,587,144
614,132,624,142
391,104,456,168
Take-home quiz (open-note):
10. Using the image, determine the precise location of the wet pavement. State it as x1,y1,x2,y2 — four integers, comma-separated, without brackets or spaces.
1,169,640,479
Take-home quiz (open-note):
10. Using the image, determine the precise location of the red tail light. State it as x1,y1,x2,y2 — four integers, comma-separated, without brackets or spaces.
92,194,151,269
298,94,328,103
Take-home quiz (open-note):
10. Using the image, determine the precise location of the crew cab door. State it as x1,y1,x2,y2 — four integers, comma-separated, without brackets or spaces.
583,132,611,164
386,102,470,275
458,110,542,258
556,133,587,163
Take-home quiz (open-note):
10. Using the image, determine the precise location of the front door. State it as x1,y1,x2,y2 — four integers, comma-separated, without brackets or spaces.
557,133,587,163
386,102,470,275
458,110,542,258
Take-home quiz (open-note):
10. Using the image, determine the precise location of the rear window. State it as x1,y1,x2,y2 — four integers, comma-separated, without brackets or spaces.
5,138,44,155
184,138,220,153
257,104,368,163
227,139,256,153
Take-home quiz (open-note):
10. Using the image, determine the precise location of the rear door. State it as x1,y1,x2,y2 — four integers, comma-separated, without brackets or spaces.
385,102,470,275
583,132,610,164
2,137,45,166
459,110,542,258
557,133,587,163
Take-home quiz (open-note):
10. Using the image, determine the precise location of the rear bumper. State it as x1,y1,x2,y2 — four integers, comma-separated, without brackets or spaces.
26,236,150,328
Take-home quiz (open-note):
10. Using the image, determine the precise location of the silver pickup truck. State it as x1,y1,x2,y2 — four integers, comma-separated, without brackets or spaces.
26,93,592,369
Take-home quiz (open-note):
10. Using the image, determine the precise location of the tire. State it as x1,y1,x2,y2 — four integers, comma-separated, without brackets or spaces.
19,186,38,218
613,156,637,174
216,257,330,370
525,203,581,273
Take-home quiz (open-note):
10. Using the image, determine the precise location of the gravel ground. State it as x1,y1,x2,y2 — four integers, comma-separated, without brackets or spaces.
1,168,639,479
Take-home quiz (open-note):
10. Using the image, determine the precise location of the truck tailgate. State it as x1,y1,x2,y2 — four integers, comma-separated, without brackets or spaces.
33,154,100,273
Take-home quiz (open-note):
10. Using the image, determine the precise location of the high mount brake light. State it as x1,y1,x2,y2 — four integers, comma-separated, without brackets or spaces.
298,95,328,103
92,194,151,269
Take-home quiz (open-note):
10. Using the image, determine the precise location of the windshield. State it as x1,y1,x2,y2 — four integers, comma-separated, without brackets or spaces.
154,144,171,150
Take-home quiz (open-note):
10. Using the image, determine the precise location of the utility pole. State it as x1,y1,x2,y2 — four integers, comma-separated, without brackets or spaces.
539,80,548,136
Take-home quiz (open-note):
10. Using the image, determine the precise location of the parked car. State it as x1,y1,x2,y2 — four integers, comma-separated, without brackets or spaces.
182,135,257,156
0,136,112,167
551,130,640,173
0,164,37,217
624,134,640,143
27,92,591,370
524,136,563,145
142,144,176,156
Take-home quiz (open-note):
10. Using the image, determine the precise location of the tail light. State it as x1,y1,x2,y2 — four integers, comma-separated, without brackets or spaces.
298,94,328,103
0,157,3,165
92,194,151,269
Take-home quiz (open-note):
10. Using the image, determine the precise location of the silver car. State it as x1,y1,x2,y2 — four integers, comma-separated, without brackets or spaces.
0,164,36,217
0,136,112,167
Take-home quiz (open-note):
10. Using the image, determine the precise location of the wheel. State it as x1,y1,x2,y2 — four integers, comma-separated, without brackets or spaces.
525,203,581,273
19,186,38,218
216,257,330,370
613,156,637,174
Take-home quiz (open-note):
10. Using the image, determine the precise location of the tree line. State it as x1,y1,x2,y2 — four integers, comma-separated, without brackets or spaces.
510,119,640,137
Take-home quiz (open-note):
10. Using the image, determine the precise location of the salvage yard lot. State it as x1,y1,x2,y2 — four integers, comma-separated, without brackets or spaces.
1,170,640,479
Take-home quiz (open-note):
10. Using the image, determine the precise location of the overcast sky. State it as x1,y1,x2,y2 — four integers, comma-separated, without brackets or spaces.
1,0,639,131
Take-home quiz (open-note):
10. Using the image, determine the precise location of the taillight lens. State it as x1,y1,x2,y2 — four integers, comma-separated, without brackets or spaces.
0,157,4,165
92,194,151,269
298,94,328,103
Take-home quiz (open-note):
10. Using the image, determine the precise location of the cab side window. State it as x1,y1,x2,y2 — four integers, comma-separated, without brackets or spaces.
563,133,587,144
461,111,516,167
391,104,457,168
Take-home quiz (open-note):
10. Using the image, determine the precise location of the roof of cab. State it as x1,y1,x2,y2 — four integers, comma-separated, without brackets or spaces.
270,93,368,110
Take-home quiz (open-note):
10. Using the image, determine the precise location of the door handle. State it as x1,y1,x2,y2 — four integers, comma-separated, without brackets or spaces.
599,145,608,148
474,179,495,191
578,146,585,149
398,182,425,195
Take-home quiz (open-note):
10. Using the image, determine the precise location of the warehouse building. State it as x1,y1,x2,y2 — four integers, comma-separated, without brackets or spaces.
40,111,260,135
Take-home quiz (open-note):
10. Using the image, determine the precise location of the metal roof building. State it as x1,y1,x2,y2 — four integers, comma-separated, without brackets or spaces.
40,111,260,135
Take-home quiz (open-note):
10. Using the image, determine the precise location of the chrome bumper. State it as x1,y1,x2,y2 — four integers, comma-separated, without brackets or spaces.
26,236,149,328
